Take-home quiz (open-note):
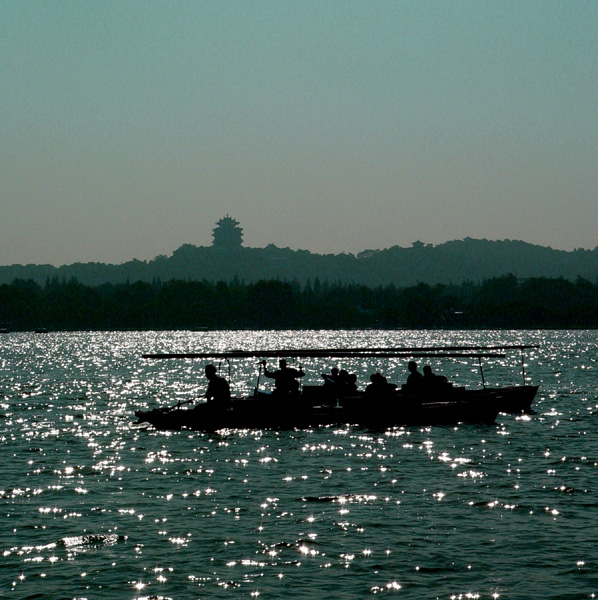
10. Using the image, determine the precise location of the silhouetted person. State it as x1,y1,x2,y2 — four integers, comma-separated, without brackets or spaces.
334,368,348,396
263,359,305,397
422,365,448,387
322,367,340,389
406,361,423,389
343,372,359,397
322,366,341,403
204,363,231,409
364,372,396,400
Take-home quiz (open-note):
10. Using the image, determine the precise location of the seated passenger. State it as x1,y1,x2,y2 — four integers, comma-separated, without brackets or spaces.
364,372,396,400
344,372,359,397
422,365,448,387
405,361,423,389
336,369,351,397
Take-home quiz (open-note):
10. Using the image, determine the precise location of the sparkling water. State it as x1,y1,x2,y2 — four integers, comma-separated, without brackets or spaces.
1,330,596,599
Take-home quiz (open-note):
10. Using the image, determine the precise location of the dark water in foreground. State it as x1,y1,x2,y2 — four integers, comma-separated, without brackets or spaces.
1,329,597,600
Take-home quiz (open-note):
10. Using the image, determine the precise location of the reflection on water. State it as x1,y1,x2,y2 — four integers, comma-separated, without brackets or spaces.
1,330,597,599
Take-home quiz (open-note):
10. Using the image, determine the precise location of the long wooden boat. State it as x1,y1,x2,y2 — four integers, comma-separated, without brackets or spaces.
135,345,538,431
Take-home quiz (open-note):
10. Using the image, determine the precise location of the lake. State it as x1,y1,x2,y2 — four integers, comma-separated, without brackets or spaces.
1,329,597,599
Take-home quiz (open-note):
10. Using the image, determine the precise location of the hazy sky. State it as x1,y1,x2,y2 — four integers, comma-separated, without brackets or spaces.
2,1,597,266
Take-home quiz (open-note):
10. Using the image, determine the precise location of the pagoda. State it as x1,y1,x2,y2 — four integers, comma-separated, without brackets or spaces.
212,215,243,248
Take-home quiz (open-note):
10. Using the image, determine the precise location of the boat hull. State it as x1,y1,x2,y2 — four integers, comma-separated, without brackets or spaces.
489,384,538,413
304,383,538,414
135,393,501,431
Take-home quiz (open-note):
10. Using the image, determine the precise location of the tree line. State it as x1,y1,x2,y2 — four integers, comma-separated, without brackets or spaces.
1,274,597,331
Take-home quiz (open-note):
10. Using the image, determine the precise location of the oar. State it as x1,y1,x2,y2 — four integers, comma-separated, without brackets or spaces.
157,398,196,413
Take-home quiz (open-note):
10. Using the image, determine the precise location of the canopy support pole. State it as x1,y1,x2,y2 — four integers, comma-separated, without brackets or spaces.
255,361,263,396
478,356,486,389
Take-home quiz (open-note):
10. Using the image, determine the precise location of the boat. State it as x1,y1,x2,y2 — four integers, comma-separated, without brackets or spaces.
134,345,538,431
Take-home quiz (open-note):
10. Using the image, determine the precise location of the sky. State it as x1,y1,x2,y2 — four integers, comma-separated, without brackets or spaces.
1,0,597,267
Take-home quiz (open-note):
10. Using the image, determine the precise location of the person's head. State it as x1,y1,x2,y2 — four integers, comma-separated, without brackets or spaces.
408,361,418,373
331,367,339,376
205,364,217,379
423,365,432,376
279,359,287,369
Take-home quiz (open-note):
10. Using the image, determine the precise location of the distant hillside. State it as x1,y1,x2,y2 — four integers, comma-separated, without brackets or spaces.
1,239,597,287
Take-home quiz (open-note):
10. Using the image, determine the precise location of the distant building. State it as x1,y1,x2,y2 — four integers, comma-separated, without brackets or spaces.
212,216,243,248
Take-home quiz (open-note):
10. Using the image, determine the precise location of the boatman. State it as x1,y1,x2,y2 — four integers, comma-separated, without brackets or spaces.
204,364,231,409
262,359,305,397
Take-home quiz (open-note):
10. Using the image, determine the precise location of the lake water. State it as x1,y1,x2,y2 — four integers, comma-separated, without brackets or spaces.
1,329,597,600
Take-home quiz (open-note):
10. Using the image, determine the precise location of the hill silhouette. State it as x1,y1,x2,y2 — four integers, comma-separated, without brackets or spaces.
1,238,597,287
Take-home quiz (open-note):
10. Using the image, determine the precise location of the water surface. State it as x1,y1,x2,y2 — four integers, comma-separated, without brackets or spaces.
1,330,597,599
